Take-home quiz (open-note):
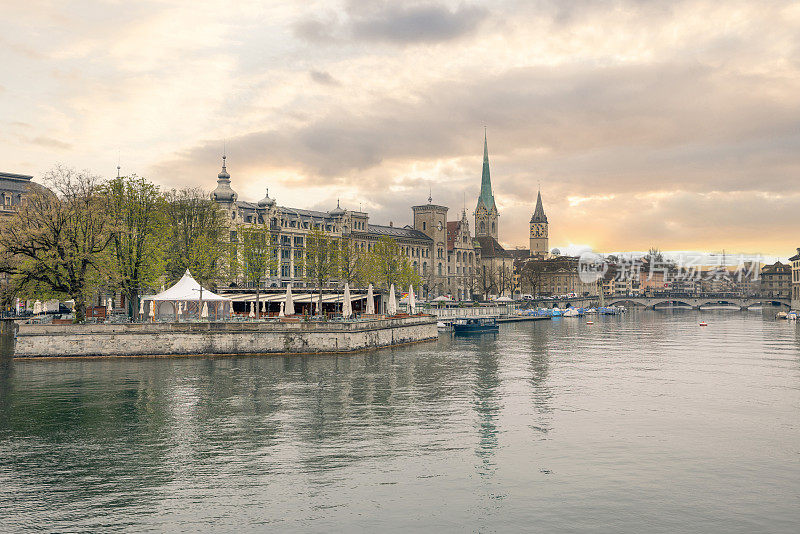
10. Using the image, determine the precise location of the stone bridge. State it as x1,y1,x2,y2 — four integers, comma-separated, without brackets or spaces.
521,294,790,310
605,294,790,310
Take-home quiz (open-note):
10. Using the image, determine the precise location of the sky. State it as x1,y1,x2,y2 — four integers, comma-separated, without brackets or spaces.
2,0,799,257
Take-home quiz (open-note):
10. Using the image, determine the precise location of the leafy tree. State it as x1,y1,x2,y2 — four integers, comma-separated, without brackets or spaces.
238,224,277,318
304,228,337,315
163,188,227,289
102,175,165,319
0,166,112,322
364,236,420,292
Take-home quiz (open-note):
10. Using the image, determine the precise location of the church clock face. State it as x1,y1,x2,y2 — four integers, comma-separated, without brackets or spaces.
437,221,443,231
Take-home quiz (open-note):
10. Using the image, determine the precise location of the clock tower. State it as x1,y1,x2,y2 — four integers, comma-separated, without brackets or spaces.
529,189,548,256
475,130,499,240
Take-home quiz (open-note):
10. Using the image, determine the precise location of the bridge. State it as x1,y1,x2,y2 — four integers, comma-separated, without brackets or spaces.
606,293,790,310
522,293,790,310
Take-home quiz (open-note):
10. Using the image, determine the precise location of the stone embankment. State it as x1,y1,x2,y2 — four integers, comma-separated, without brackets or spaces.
10,316,438,358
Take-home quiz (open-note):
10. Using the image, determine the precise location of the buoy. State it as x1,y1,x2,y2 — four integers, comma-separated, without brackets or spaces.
699,322,707,326
586,321,594,325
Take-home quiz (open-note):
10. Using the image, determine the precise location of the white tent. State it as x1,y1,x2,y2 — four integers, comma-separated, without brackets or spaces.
141,269,231,321
495,296,513,302
284,284,295,315
408,285,416,315
387,284,397,316
342,283,352,319
366,284,375,314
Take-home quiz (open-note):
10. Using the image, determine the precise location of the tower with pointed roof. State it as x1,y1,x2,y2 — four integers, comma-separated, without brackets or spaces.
475,130,498,240
529,189,548,256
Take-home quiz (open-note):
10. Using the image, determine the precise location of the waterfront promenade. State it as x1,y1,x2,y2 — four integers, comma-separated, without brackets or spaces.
4,316,437,358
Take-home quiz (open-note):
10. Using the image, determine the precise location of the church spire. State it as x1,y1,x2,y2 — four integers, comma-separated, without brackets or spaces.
531,189,547,223
477,128,495,211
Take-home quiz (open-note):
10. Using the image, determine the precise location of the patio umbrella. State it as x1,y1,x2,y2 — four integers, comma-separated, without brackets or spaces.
33,300,42,315
249,301,255,318
149,300,155,319
107,297,113,311
408,285,416,315
285,284,295,315
342,283,352,319
177,302,182,316
201,302,209,319
387,284,397,316
366,284,375,314
279,301,285,317
138,298,144,315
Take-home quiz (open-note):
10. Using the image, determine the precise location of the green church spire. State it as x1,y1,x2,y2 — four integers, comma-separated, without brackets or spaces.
477,129,495,211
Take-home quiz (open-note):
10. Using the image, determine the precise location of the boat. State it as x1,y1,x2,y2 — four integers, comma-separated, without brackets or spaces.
437,321,451,331
699,321,708,326
776,311,788,319
585,308,597,314
788,311,798,321
452,317,499,334
562,308,581,317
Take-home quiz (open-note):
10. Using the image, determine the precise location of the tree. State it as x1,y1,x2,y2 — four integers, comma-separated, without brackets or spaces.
479,263,497,300
102,175,165,319
496,261,515,297
364,236,420,292
239,224,276,319
304,228,338,315
0,166,112,322
163,188,227,288
336,235,363,288
518,258,548,297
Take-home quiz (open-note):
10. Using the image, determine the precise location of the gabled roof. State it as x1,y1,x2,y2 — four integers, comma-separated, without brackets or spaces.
475,236,505,258
143,270,230,302
446,221,461,251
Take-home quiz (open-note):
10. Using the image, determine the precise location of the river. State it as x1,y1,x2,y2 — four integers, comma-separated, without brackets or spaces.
1,310,798,532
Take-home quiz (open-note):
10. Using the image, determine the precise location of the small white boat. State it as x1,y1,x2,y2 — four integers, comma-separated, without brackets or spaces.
563,308,581,317
585,308,597,314
776,311,788,319
788,311,798,321
437,321,451,331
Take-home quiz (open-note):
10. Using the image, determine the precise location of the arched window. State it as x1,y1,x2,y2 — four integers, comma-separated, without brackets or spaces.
480,221,485,232
491,222,496,233
438,263,442,276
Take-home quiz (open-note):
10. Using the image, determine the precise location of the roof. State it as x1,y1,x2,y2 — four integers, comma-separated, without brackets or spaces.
475,236,506,258
530,190,547,223
790,248,800,261
761,261,790,275
142,270,231,302
476,132,496,212
368,224,432,241
0,172,33,182
446,221,461,251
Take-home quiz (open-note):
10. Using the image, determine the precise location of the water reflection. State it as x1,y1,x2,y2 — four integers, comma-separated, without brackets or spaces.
0,313,799,532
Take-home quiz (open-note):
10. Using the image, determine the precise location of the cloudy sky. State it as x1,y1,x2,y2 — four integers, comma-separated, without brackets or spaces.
2,0,799,257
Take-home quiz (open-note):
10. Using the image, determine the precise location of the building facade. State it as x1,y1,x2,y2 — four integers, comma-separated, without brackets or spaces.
0,172,33,218
759,261,791,298
790,249,800,309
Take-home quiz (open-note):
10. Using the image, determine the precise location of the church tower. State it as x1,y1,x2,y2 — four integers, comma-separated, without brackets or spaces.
529,189,548,256
475,130,499,240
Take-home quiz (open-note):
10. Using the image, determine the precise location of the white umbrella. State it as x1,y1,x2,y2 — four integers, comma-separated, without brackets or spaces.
408,284,416,315
201,302,209,319
342,283,352,319
284,284,295,315
279,301,285,317
249,301,255,318
107,297,113,311
366,284,375,314
261,301,266,313
138,298,144,315
149,300,155,318
177,301,182,316
387,284,397,316
33,300,42,315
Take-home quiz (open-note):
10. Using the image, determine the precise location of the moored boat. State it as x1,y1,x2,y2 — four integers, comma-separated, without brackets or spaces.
453,317,499,334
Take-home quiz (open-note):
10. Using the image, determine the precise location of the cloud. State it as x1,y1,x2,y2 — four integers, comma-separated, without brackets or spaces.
30,136,72,150
293,2,488,45
309,70,340,85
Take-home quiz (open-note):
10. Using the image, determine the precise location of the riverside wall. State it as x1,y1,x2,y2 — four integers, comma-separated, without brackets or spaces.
13,316,438,358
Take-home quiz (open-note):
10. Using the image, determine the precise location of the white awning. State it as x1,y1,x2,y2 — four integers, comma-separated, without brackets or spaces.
142,270,231,302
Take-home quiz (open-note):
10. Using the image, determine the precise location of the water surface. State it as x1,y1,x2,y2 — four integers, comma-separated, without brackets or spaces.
1,311,799,532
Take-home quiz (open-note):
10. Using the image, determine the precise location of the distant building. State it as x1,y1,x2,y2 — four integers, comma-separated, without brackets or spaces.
760,261,791,298
0,172,33,217
790,249,800,309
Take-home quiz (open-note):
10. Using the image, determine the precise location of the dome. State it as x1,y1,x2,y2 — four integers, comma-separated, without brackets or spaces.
258,188,275,208
551,248,561,256
329,199,345,216
211,155,237,202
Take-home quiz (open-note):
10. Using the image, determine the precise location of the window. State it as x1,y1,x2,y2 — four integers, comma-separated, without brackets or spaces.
230,231,237,242
294,236,304,247
423,222,427,231
281,264,290,277
438,263,442,276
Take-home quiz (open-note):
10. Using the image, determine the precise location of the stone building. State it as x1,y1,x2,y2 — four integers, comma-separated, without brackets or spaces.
789,249,800,309
759,261,791,298
0,172,33,218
